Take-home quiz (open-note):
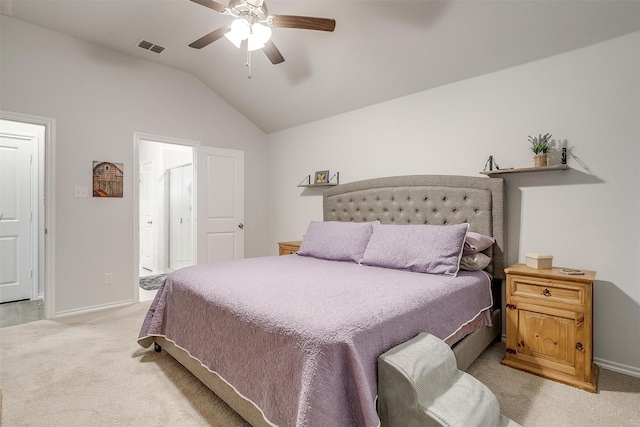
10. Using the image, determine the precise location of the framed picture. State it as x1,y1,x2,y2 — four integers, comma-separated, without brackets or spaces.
93,161,124,198
314,170,329,184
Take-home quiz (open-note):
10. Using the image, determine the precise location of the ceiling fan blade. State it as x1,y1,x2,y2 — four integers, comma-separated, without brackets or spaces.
270,15,336,32
262,40,285,64
189,0,227,13
189,26,231,49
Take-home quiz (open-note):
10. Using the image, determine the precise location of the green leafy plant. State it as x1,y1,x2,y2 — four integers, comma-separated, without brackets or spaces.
528,133,552,154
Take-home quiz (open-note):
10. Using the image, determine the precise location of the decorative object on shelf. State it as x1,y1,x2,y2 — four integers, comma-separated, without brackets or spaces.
314,170,329,184
561,146,567,165
528,133,552,167
298,171,340,187
484,155,495,171
483,155,513,172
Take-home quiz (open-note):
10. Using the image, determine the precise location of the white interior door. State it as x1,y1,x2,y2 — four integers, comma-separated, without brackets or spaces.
0,130,33,302
169,164,193,270
196,147,244,264
140,160,154,271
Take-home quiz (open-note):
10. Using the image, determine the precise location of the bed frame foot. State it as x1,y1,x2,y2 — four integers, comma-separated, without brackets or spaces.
154,342,162,353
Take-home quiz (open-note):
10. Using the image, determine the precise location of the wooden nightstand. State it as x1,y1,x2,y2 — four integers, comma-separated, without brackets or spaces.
278,241,302,256
501,263,598,392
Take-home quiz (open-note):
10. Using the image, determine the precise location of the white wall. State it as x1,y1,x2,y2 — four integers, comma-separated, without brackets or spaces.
267,32,640,374
0,16,270,314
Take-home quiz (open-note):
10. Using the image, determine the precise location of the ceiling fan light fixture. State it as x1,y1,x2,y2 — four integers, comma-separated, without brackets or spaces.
224,18,250,48
247,23,271,51
247,39,264,51
189,0,335,67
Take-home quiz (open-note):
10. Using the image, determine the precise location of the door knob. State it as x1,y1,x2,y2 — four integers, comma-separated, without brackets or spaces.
238,223,244,230
147,221,152,225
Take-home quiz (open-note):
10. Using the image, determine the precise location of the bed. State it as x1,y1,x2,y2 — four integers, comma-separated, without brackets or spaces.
138,174,505,427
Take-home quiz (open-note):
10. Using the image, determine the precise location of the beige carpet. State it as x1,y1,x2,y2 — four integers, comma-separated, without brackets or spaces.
467,342,640,426
1,302,639,426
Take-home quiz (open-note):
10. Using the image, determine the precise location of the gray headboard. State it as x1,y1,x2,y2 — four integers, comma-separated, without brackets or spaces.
323,175,505,279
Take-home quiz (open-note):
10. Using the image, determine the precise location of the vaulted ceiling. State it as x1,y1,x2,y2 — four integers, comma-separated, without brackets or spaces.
4,0,640,133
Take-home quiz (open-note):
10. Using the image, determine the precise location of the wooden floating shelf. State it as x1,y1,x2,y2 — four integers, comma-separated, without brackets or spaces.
297,171,340,188
480,164,569,175
297,183,338,188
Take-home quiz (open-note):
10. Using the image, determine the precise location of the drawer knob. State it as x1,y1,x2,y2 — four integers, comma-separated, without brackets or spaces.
576,342,584,352
543,288,552,297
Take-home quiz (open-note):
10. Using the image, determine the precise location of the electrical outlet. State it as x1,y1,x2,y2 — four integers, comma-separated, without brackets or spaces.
104,273,113,284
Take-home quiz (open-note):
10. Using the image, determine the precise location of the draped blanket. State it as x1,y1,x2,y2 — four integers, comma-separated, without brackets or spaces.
138,255,492,427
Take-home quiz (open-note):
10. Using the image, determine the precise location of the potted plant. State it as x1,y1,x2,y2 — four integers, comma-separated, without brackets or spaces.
528,133,552,167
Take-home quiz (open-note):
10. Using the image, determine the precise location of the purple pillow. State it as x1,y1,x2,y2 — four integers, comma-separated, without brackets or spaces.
360,223,469,276
297,221,376,262
463,231,496,255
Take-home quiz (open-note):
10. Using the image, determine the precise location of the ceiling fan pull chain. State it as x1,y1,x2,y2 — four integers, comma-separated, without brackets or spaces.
246,48,252,79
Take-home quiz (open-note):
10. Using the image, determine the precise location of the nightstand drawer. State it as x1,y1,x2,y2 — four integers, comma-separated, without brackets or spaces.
510,276,584,307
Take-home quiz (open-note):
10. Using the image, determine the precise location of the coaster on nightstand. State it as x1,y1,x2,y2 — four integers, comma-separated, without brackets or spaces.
559,268,585,275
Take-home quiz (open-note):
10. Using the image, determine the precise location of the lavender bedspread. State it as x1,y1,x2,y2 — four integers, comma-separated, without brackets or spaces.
138,255,493,427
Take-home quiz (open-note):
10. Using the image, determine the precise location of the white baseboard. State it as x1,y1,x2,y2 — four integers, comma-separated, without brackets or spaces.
595,357,640,379
55,299,134,318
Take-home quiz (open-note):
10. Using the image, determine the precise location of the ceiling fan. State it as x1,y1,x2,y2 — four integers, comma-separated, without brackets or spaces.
188,0,336,67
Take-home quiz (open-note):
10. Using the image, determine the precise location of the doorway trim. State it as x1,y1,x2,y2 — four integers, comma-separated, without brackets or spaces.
133,132,199,302
1,110,56,319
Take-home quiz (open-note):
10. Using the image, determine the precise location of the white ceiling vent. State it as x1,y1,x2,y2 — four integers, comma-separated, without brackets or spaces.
137,39,165,54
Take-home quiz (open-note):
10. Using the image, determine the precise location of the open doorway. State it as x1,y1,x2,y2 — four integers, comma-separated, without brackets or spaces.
0,118,46,326
137,137,194,302
133,133,245,304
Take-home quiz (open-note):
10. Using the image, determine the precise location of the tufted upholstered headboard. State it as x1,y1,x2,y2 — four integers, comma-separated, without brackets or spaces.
323,175,505,279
